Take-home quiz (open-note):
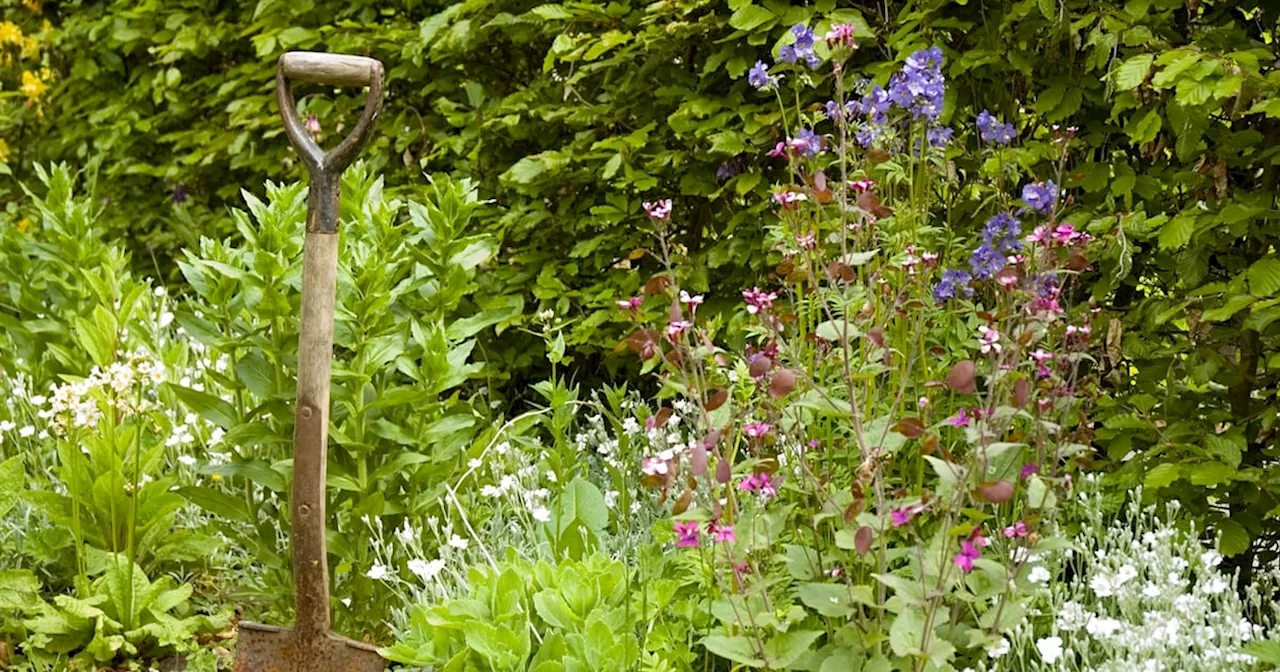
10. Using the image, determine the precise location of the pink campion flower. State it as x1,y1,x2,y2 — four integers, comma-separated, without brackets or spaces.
890,503,926,527
902,248,921,274
768,142,788,158
742,422,773,438
848,178,876,193
1030,349,1054,378
1052,223,1081,245
828,567,843,578
643,199,673,220
773,191,808,209
796,230,817,249
1066,323,1091,338
1020,462,1041,479
641,456,669,477
732,561,751,581
665,320,692,341
708,521,736,543
1037,398,1053,414
742,288,778,314
947,408,972,428
305,113,321,136
954,539,981,573
616,295,643,311
1025,226,1049,245
824,23,858,48
978,326,1002,354
921,251,940,265
918,396,929,409
679,290,704,309
674,521,700,548
738,472,777,499
1003,521,1029,538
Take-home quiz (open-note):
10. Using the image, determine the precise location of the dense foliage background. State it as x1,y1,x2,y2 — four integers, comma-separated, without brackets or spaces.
3,0,1280,667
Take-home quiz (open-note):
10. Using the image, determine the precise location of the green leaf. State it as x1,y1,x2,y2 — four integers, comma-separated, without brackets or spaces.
1157,213,1195,250
728,5,777,32
1243,640,1280,664
1216,518,1250,556
1144,463,1182,490
169,385,238,429
1247,258,1280,297
1189,461,1235,486
1126,109,1162,146
763,630,823,668
0,455,24,519
552,478,608,538
1113,54,1154,90
1200,295,1255,323
889,608,926,657
175,486,251,524
703,634,765,667
797,583,854,617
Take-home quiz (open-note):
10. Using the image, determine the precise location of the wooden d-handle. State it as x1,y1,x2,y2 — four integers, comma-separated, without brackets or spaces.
280,51,382,87
276,51,385,233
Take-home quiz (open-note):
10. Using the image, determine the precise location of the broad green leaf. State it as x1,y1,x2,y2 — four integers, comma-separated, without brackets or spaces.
1247,258,1280,297
175,486,252,524
888,608,926,657
169,385,238,429
1143,463,1181,490
703,634,765,667
1113,54,1154,90
797,583,854,617
1243,641,1280,664
1189,461,1235,486
763,630,823,668
1216,518,1250,556
1200,295,1255,323
0,455,24,519
728,5,777,32
1157,213,1195,249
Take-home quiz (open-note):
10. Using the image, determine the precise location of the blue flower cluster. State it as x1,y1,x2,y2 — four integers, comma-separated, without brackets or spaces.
982,212,1022,254
779,24,820,68
887,46,945,122
1021,181,1058,214
933,269,974,303
793,128,824,157
749,60,776,90
976,110,1017,145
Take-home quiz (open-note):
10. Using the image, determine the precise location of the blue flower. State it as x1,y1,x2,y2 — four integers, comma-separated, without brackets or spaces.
982,212,1023,254
779,24,821,69
1021,181,1059,214
791,24,815,51
778,44,797,64
748,60,774,89
793,127,824,157
887,47,946,122
968,243,1005,279
934,269,974,303
976,109,1017,145
927,125,954,148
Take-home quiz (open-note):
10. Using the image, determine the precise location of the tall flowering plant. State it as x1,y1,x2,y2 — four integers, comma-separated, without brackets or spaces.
618,22,1107,671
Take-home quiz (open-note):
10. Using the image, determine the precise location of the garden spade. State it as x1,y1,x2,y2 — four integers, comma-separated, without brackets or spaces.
235,51,386,672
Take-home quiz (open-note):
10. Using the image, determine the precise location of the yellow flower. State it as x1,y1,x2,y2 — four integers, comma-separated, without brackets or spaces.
23,0,42,14
0,21,23,45
0,138,9,163
20,70,45,100
19,35,38,60
16,218,31,233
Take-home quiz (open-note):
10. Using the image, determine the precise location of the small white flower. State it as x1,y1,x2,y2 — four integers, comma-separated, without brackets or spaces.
18,425,34,438
447,534,468,550
178,455,198,467
29,395,47,406
1199,576,1228,595
396,520,415,544
0,421,15,432
366,563,388,580
468,458,483,470
159,311,175,328
545,470,557,483
408,558,445,581
531,506,551,523
37,430,48,440
1201,550,1222,568
495,441,510,455
622,417,641,435
1027,566,1051,584
986,637,1010,659
153,286,167,297
1035,636,1064,664
1086,615,1122,639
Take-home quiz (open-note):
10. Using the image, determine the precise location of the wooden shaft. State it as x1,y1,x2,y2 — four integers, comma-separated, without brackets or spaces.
280,51,381,87
292,229,339,639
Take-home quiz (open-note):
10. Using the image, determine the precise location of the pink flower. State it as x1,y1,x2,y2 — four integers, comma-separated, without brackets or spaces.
732,561,751,581
674,521,700,547
848,178,876,193
768,142,788,158
824,23,858,48
1065,323,1091,338
708,521,736,543
978,325,1002,354
1020,462,1041,480
918,396,929,409
921,251,939,265
742,422,773,438
1003,521,1029,538
665,320,692,341
773,191,808,209
738,473,777,500
953,529,987,573
890,503,926,527
796,230,817,249
304,113,321,135
947,408,972,428
742,288,778,314
1025,226,1049,245
679,290,704,308
642,456,669,477
643,199,673,220
1052,223,1081,245
616,295,643,312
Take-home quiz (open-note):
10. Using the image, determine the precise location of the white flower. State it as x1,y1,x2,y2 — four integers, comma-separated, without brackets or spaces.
1086,615,1122,639
986,637,1010,658
1199,576,1228,595
467,458,483,470
1200,550,1222,568
1090,572,1117,598
1057,601,1089,631
396,521,415,544
447,534,468,550
1028,566,1051,584
209,427,225,445
158,311,175,328
604,490,619,509
531,506,551,523
495,441,510,455
29,395,47,406
153,286,167,297
545,470,557,483
0,421,14,432
1036,636,1064,664
18,425,34,438
366,563,388,580
408,558,445,581
622,417,641,435
480,485,500,498
178,455,198,467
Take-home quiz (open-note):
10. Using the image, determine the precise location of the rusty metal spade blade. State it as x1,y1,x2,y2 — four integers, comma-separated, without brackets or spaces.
235,51,386,672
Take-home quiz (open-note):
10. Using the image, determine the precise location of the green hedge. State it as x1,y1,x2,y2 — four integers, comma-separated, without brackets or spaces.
2,0,1279,569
